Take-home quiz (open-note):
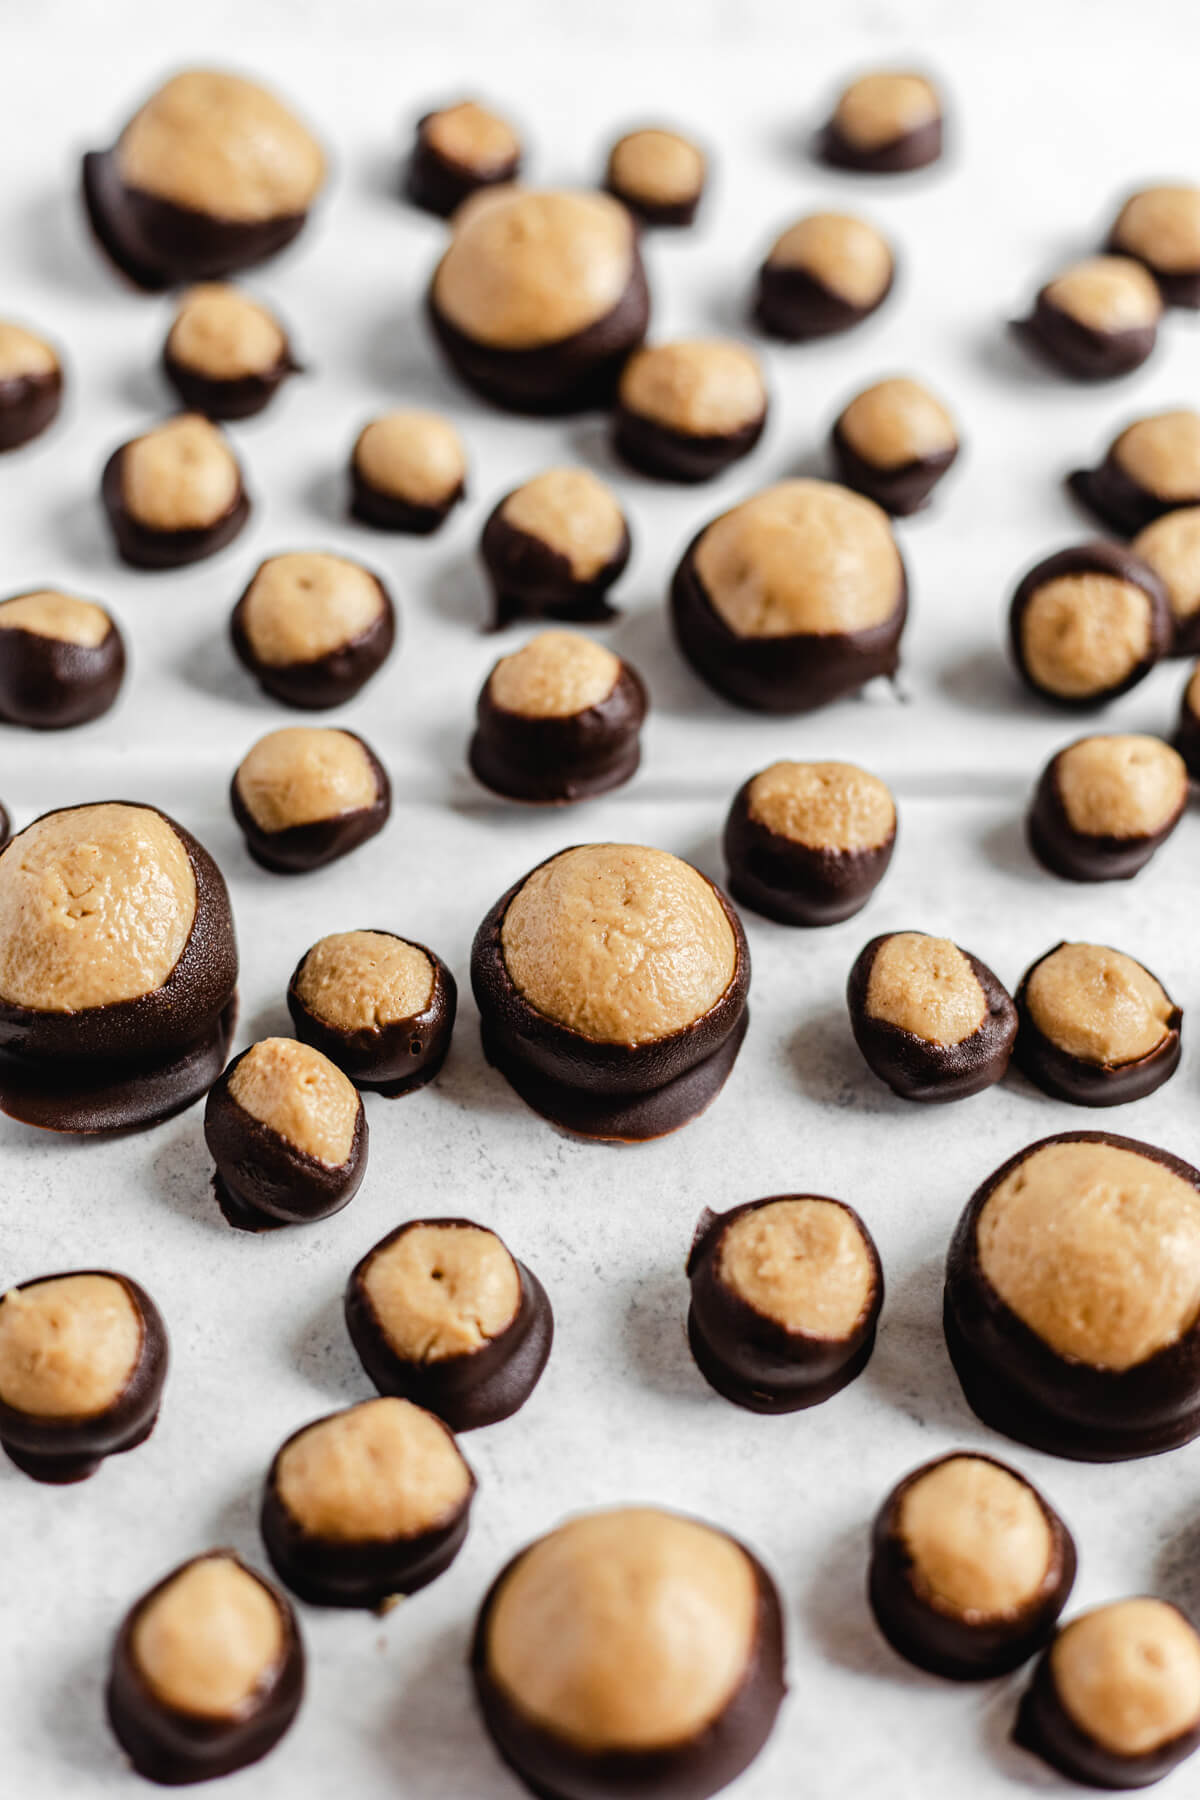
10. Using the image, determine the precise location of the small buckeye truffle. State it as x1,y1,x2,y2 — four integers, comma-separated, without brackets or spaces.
687,1195,883,1412
405,100,522,218
603,127,707,227
345,1217,553,1429
0,1271,167,1483
0,802,237,1133
1016,1599,1200,1789
472,1506,786,1800
0,589,125,729
755,212,894,341
1009,542,1170,707
945,1131,1200,1460
83,68,326,291
1108,184,1200,308
831,376,958,515
1135,507,1200,655
230,552,395,710
613,339,767,483
349,409,466,534
480,468,631,628
723,759,896,926
163,284,298,419
102,414,250,570
1027,733,1187,882
1014,255,1163,380
287,930,456,1095
1174,660,1200,777
469,630,647,803
0,321,63,451
818,70,945,174
847,931,1018,1103
868,1453,1076,1680
1015,942,1182,1107
231,726,391,874
671,478,907,713
261,1396,475,1608
106,1552,304,1785
427,188,650,414
1071,409,1200,538
471,843,750,1142
204,1036,367,1230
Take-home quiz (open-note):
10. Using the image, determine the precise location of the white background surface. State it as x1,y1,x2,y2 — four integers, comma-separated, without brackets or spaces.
5,4,1200,1796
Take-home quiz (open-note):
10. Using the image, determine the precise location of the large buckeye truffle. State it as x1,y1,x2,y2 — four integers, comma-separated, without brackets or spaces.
480,468,631,628
603,126,707,227
102,414,250,570
0,320,63,451
163,284,298,419
287,929,456,1095
231,726,391,873
755,212,894,340
1014,256,1163,380
1015,942,1182,1107
613,339,767,483
405,100,522,218
0,589,125,728
1008,541,1170,707
818,70,945,173
1027,733,1187,882
231,551,395,709
1108,184,1200,308
349,409,467,534
1071,409,1200,538
847,930,1017,1103
723,759,896,925
831,376,958,515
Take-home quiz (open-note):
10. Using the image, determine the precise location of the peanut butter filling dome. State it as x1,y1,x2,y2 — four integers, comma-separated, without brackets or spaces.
0,591,112,647
424,102,519,174
1113,410,1200,502
898,1457,1053,1619
499,470,626,581
0,322,59,381
228,1037,359,1166
167,284,286,379
363,1224,522,1363
1055,735,1186,838
132,1557,285,1720
747,760,895,851
1112,186,1200,273
1043,257,1163,333
275,1396,471,1541
608,129,705,205
1051,1600,1200,1757
1025,944,1175,1065
766,214,893,309
0,1275,141,1417
619,340,765,437
866,933,986,1046
488,631,620,719
239,553,385,668
839,378,955,470
121,415,240,533
719,1198,875,1337
1019,573,1153,699
354,411,466,506
832,71,941,151
1134,508,1200,622
234,728,380,833
294,932,434,1032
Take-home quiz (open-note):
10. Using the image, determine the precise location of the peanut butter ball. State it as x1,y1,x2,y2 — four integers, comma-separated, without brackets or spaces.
604,126,707,226
1134,507,1200,654
231,726,391,873
1015,942,1182,1106
1072,409,1200,537
0,589,125,728
819,70,945,173
287,929,456,1094
102,413,250,569
832,376,958,513
163,284,298,418
405,99,522,217
755,211,895,340
350,409,467,534
613,339,768,482
0,321,63,451
723,758,896,925
1028,733,1187,881
1009,542,1170,706
480,468,631,628
231,551,396,709
1016,255,1162,380
848,930,1018,1103
1108,183,1200,307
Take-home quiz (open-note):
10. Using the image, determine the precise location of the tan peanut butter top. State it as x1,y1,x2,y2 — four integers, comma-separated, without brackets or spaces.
1043,257,1163,333
275,1397,471,1540
239,552,385,667
1134,507,1200,622
832,71,941,151
166,284,286,380
500,469,626,581
1054,735,1186,839
838,377,956,470
865,932,986,1045
0,322,58,381
0,1275,142,1417
488,630,620,718
619,340,765,437
424,101,520,173
1113,410,1200,502
228,1036,360,1165
0,590,112,647
766,213,893,309
1019,572,1153,699
295,931,434,1032
132,1557,285,1720
607,128,705,205
121,414,241,533
1025,943,1174,1066
718,1198,875,1337
363,1223,522,1362
354,410,466,506
235,727,380,833
1052,1600,1200,1757
747,760,895,851
897,1457,1053,1619
1112,185,1200,273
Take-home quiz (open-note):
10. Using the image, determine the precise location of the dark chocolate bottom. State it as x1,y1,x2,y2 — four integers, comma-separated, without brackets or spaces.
1011,308,1157,382
1015,1651,1200,1789
0,370,62,452
2,1406,159,1486
468,729,640,804
350,471,463,534
755,265,891,341
1026,809,1162,883
817,119,943,174
832,426,955,515
1066,462,1187,537
101,448,251,572
361,1036,453,1098
867,1561,1069,1682
405,143,518,219
603,182,700,228
726,864,879,928
163,352,297,421
263,1505,471,1610
687,1304,875,1413
1014,1022,1181,1108
613,407,765,483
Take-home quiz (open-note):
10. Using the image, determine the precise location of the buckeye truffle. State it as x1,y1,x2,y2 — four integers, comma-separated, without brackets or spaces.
1109,184,1200,308
603,127,706,227
472,1506,786,1800
471,843,750,1142
1008,542,1170,707
869,1453,1076,1680
687,1195,882,1412
405,100,522,218
287,929,456,1095
261,1396,474,1608
204,1036,367,1230
0,321,63,451
102,414,250,570
1135,508,1200,655
755,212,894,341
1015,942,1181,1107
163,284,298,419
1071,409,1200,538
469,630,647,803
0,1271,167,1484
613,339,768,483
1174,660,1200,777
480,468,631,628
1015,256,1162,380
427,188,650,414
818,70,945,174
231,552,395,709
0,589,125,728
723,759,896,926
0,802,237,1133
345,1218,552,1429
349,409,466,534
1016,1599,1200,1788
671,478,907,713
945,1131,1200,1460
1027,733,1187,881
831,376,958,515
106,1552,304,1785
231,726,391,873
83,68,326,291
847,931,1018,1103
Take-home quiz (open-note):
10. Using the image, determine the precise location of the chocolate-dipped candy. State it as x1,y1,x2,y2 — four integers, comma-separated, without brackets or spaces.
231,726,390,874
230,552,395,710
0,1271,167,1483
428,187,650,414
101,414,250,570
83,69,326,291
818,70,944,174
480,468,631,628
687,1195,882,1413
0,804,10,851
0,321,63,451
1015,942,1181,1107
1135,508,1200,655
671,478,907,713
1027,733,1187,882
204,1036,367,1229
163,284,298,419
831,376,958,515
260,1396,474,1607
1174,661,1200,777
287,930,456,1095
472,1506,785,1800
0,802,237,1133
945,1131,1200,1460
1014,256,1162,380
345,1218,552,1429
1108,184,1200,307
613,339,767,483
1009,542,1170,707
469,630,647,803
848,931,1017,1103
1016,1599,1200,1788
723,759,896,926
869,1453,1075,1680
349,409,466,534
405,100,522,218
1071,409,1200,538
755,212,894,341
0,589,125,728
603,127,706,227
107,1552,304,1785
471,844,750,1142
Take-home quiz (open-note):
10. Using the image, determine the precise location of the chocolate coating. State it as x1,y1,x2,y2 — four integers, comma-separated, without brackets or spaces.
847,934,1018,1103
0,804,9,851
817,72,944,174
830,378,958,515
755,215,894,341
722,768,896,926
231,731,391,875
405,102,522,218
612,341,767,484
1174,663,1200,778
230,561,396,710
1027,737,1187,882
1014,259,1161,380
469,646,647,804
1070,412,1200,537
0,594,126,729
1009,541,1170,707
287,933,456,1095
0,365,62,452
614,407,763,485
162,306,298,421
1015,944,1181,1107
101,436,250,571
480,488,631,629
